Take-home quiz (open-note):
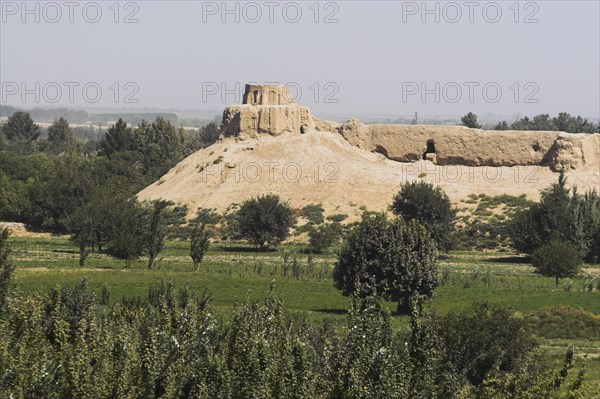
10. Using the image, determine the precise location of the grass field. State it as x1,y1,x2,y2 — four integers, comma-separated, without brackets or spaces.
6,235,600,387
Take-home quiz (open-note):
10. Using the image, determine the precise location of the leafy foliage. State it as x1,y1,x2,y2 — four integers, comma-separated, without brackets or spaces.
0,276,591,399
301,203,325,225
391,180,456,251
333,213,438,314
103,199,146,267
494,112,598,133
100,118,136,156
509,174,600,262
461,112,482,128
190,222,210,270
47,117,76,154
532,241,582,286
143,200,171,269
236,194,296,249
0,228,14,316
435,302,538,385
526,305,600,339
308,222,341,253
199,122,221,147
2,111,41,150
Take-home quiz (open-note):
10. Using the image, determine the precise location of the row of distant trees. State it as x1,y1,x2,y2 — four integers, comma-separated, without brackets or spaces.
0,111,220,229
460,111,599,132
1,111,220,158
0,104,179,124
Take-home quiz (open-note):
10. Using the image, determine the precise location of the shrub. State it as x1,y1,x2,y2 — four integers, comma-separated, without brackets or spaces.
436,302,538,386
0,228,14,316
190,222,210,270
333,213,438,314
526,305,600,340
460,112,482,128
326,213,348,223
509,174,600,262
301,204,325,225
236,194,296,249
532,240,582,286
391,180,456,251
104,199,145,267
308,223,342,253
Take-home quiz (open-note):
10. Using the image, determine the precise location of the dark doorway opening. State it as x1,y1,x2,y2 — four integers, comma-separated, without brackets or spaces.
253,90,259,103
423,139,436,160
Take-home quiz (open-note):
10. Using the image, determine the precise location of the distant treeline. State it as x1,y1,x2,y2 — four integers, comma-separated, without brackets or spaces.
493,112,598,133
0,105,178,125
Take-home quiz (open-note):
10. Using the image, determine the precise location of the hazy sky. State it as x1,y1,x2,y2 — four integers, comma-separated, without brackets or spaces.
1,0,599,119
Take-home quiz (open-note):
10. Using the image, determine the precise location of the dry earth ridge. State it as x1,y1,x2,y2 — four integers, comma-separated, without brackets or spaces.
137,84,600,220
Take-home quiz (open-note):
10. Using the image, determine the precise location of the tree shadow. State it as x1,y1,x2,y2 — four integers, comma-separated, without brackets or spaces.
51,249,78,254
485,256,531,264
310,308,347,315
217,246,278,253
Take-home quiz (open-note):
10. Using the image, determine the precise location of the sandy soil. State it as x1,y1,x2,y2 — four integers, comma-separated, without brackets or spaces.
137,130,600,220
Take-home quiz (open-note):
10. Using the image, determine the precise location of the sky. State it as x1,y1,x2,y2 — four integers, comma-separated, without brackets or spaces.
1,0,599,120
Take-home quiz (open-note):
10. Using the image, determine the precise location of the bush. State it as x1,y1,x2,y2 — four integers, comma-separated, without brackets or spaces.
391,181,456,251
0,280,592,399
0,228,14,316
532,241,582,286
435,302,538,386
236,194,296,249
333,213,438,314
326,213,348,223
301,204,325,225
509,174,600,262
190,222,210,270
526,305,600,340
460,112,482,129
103,199,145,267
308,223,342,253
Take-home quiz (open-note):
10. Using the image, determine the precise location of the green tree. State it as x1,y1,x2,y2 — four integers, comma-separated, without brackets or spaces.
190,221,210,271
104,199,145,267
329,295,404,398
47,117,75,153
531,114,557,130
0,228,14,316
333,213,438,314
308,222,341,253
510,116,533,130
236,194,296,249
553,112,597,133
100,118,136,156
574,190,600,262
25,154,94,231
494,121,509,130
143,200,170,269
435,302,538,386
460,112,481,128
134,117,186,180
69,204,96,267
2,111,40,142
532,241,581,286
391,180,456,251
509,173,599,260
199,122,220,147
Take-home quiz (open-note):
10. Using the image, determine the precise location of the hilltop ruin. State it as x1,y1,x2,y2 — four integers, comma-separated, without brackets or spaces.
220,84,599,172
138,84,599,219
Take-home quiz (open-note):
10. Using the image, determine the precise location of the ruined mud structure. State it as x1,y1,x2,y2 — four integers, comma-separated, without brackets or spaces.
220,84,315,138
220,84,599,172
